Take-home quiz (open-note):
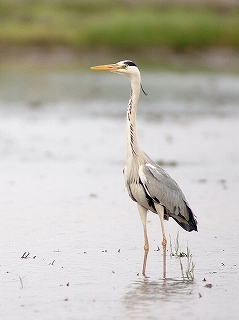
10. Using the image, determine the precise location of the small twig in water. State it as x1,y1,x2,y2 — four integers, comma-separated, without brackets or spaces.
19,276,25,289
21,252,30,259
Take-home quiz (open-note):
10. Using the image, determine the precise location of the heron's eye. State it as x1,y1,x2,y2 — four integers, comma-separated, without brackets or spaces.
121,64,128,69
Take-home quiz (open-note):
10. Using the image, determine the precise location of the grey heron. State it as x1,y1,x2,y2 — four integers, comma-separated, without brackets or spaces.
91,60,197,278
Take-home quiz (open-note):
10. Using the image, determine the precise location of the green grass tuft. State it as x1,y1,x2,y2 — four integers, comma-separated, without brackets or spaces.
170,232,195,282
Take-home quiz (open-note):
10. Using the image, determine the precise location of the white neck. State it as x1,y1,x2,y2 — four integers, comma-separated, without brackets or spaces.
126,73,141,162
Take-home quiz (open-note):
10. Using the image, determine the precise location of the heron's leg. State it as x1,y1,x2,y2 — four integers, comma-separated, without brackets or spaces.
155,203,167,279
137,204,149,277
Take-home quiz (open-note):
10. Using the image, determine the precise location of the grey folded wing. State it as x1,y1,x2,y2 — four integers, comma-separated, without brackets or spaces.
139,163,197,231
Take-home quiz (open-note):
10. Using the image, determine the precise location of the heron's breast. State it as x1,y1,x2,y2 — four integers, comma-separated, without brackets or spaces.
125,177,156,212
127,180,146,203
124,160,154,210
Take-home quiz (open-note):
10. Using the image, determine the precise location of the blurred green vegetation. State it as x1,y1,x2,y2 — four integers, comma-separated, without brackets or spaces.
0,0,239,51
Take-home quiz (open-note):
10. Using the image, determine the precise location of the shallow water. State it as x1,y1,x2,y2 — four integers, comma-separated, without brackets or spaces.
0,70,238,319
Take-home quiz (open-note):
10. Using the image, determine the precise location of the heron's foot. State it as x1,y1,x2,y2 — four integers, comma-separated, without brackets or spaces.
142,271,150,278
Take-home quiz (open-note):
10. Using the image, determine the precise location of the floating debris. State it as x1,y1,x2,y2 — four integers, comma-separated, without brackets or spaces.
90,193,97,198
21,252,30,259
219,179,227,189
205,284,213,288
156,160,177,167
198,179,207,183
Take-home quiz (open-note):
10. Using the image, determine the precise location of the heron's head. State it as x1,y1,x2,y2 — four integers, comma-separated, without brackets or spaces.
91,60,140,78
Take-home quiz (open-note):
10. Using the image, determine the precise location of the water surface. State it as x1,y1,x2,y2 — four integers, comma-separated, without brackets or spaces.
0,70,238,319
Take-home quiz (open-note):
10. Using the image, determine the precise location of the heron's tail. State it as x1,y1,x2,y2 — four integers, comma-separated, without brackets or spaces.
171,206,198,232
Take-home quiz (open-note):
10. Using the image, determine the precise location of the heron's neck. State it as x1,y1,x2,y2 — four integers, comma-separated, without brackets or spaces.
126,75,141,160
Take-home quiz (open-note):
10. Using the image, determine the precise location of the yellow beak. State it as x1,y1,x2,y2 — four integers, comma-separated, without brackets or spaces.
90,64,121,72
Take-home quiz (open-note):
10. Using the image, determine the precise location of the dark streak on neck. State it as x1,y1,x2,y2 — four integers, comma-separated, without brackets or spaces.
127,91,137,156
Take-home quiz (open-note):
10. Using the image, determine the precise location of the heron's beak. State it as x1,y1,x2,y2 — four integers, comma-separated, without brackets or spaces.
91,64,121,72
